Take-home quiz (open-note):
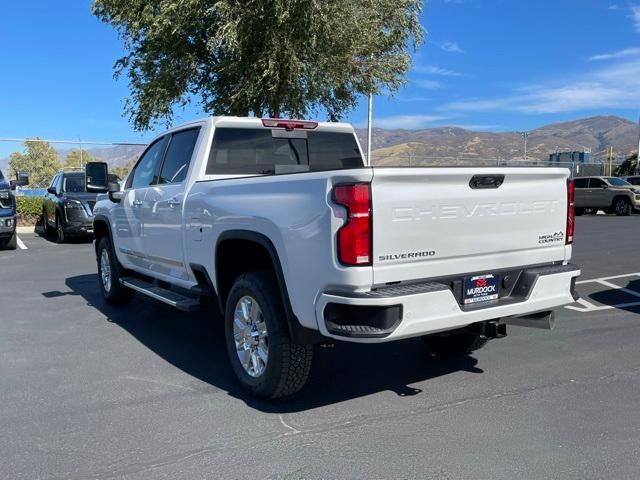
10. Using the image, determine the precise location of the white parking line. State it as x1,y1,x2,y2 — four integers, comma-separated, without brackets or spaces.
16,236,27,250
576,272,640,285
567,272,640,312
565,299,640,312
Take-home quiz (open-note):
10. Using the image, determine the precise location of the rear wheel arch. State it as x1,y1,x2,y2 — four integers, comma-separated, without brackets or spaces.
215,231,290,313
611,195,631,206
214,230,323,344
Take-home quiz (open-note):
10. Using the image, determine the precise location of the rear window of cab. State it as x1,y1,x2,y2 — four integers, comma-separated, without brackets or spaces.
206,128,363,175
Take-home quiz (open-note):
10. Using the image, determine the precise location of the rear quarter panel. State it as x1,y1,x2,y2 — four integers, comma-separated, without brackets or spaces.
185,169,374,330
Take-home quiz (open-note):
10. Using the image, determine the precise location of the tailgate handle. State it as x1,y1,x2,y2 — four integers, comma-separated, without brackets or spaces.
469,175,504,189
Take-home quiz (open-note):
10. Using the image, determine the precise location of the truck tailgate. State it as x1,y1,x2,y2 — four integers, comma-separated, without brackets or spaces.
371,168,570,285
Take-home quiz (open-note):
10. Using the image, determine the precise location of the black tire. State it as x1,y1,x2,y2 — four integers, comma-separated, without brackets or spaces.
224,271,313,399
55,213,65,243
42,207,52,234
96,236,134,305
6,231,17,250
613,197,631,216
422,331,489,356
574,207,584,216
0,231,17,250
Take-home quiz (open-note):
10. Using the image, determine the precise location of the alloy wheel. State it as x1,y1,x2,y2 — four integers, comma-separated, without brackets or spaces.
233,295,268,377
100,248,112,293
616,200,629,215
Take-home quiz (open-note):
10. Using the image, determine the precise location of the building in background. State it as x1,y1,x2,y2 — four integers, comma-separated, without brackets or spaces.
549,150,592,163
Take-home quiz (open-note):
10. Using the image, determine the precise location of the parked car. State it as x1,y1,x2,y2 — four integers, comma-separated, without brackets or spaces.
88,116,580,399
43,169,119,243
0,169,29,250
573,176,640,216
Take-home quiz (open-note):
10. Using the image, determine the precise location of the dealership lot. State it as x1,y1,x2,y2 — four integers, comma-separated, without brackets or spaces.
1,216,640,479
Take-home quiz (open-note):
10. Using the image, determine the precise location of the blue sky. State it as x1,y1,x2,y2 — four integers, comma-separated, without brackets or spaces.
1,0,640,158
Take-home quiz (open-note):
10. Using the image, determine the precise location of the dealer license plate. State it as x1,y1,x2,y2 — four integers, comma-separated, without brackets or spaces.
463,274,500,304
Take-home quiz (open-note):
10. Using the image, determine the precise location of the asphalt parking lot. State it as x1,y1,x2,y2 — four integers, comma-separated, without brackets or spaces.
1,216,640,479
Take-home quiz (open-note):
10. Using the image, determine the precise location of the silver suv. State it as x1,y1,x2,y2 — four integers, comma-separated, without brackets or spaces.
573,176,640,216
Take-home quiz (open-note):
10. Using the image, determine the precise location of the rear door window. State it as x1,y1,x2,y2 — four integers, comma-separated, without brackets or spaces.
158,128,200,184
206,127,362,175
589,178,606,188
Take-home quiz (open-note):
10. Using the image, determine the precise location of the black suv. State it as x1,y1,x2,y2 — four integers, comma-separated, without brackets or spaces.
0,169,17,249
0,169,29,250
43,170,117,243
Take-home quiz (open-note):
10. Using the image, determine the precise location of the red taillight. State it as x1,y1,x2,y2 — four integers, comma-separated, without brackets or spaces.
566,179,575,244
333,183,372,266
261,118,318,131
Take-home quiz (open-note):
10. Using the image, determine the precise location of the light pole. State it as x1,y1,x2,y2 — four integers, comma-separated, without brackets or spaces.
521,132,529,160
363,53,375,167
636,116,640,175
367,92,373,166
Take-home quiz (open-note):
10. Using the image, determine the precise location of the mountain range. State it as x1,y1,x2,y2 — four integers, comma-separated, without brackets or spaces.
1,115,636,173
355,115,637,165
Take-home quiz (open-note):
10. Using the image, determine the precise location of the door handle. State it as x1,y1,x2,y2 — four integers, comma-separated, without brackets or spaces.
469,175,504,189
167,197,181,207
133,199,143,207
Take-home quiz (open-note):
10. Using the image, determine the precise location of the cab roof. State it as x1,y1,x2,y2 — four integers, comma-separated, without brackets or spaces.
163,116,355,135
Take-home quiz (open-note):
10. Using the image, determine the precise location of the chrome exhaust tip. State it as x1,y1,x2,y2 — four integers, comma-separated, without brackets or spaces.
506,311,555,330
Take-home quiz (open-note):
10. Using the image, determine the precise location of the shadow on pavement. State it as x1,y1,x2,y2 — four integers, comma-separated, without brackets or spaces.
65,273,484,413
588,278,640,314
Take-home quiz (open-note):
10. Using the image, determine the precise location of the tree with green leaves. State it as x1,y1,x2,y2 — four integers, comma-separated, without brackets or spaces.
8,139,61,188
63,149,95,169
615,153,638,177
92,0,424,130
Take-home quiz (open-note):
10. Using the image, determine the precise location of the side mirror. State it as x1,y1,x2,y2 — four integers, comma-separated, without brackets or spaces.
9,171,29,190
108,181,123,203
16,171,29,186
86,162,109,192
47,186,57,194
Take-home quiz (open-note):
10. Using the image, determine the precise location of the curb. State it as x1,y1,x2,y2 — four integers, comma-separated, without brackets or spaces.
17,226,42,234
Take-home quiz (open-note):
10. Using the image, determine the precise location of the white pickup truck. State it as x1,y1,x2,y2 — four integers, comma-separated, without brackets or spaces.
88,116,580,398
